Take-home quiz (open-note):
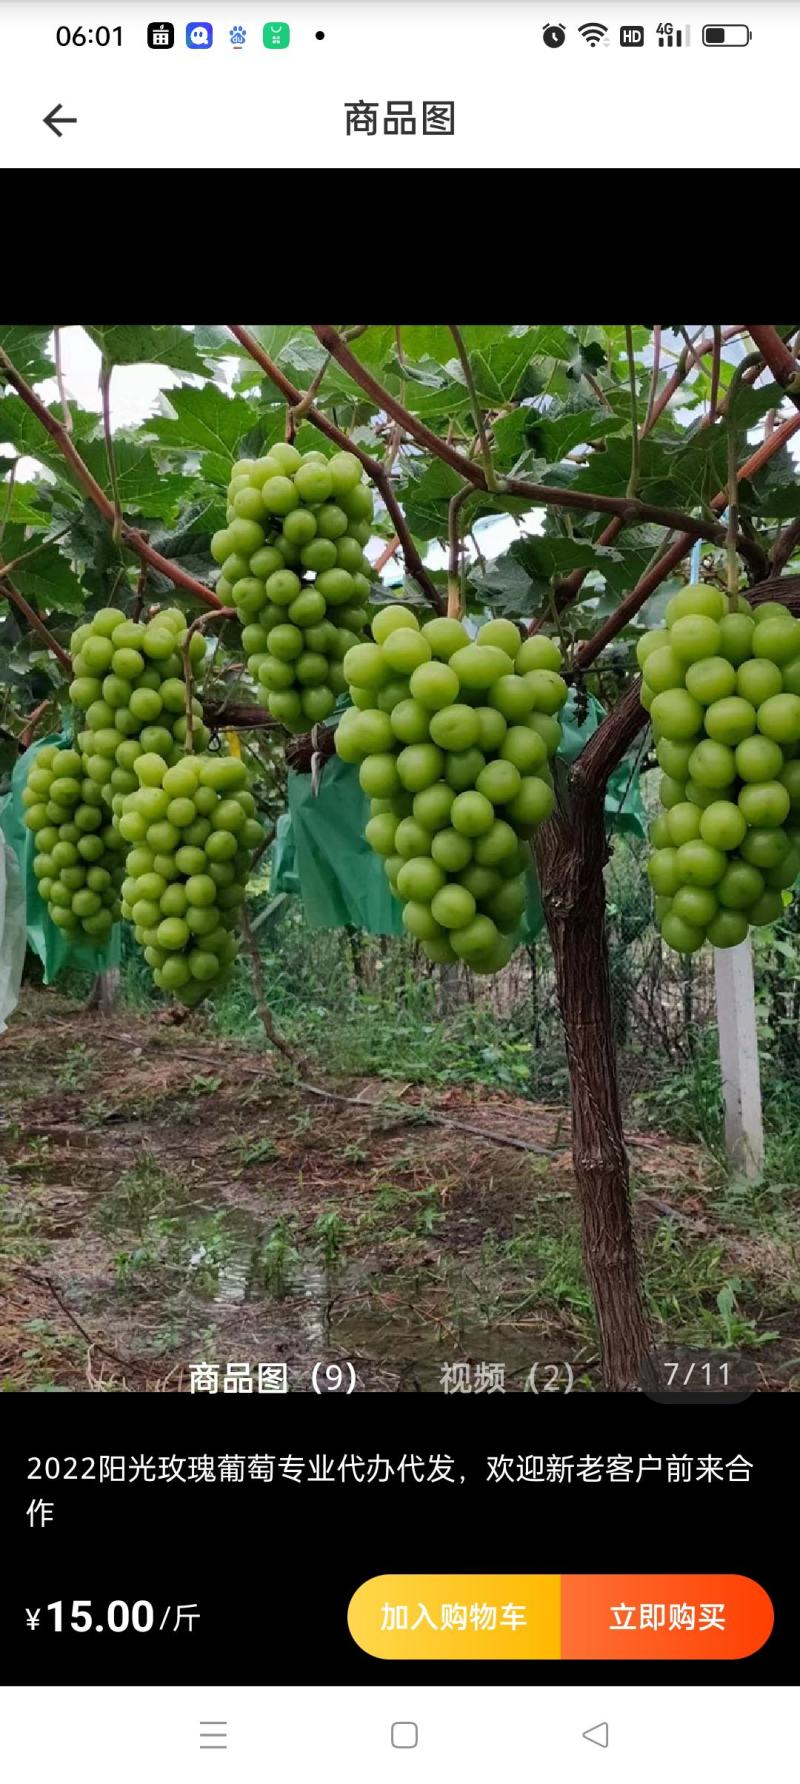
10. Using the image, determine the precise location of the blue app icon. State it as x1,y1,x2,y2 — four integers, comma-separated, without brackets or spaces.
186,20,213,46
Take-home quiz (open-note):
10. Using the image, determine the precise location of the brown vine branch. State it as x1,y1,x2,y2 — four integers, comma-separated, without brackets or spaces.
20,696,55,749
749,575,800,612
709,324,722,426
0,457,17,551
239,903,301,1067
99,358,123,547
624,323,639,499
53,327,73,435
726,383,740,600
447,324,497,491
447,484,473,620
573,678,646,798
539,329,774,629
373,534,400,573
0,577,72,671
180,608,235,752
575,410,800,793
309,325,764,570
286,326,369,441
642,323,743,435
744,325,800,406
286,358,330,442
771,516,800,577
225,325,443,612
131,545,150,622
644,324,661,429
0,346,224,611
202,700,281,734
578,571,800,795
571,408,800,678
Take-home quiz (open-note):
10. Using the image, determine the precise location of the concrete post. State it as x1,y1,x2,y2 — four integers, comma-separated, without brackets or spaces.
713,937,765,1178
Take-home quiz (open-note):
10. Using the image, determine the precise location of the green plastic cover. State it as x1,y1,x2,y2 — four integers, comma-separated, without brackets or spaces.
270,809,300,896
276,689,645,941
0,731,121,984
288,754,404,935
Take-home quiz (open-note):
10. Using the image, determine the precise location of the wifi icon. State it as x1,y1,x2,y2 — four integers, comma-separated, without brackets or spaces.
578,20,608,43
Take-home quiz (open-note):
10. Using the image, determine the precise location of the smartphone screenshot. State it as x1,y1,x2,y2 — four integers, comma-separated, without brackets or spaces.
1,308,798,1772
0,2,797,165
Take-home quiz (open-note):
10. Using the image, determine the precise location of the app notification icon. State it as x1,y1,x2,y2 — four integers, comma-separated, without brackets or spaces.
263,21,290,47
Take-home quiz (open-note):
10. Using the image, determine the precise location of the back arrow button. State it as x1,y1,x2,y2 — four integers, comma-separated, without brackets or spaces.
44,103,78,137
582,1723,609,1749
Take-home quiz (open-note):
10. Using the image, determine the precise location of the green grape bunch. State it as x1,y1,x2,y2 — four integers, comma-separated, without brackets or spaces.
640,585,800,954
117,751,265,1006
209,442,375,734
68,604,211,829
23,742,126,941
335,607,568,975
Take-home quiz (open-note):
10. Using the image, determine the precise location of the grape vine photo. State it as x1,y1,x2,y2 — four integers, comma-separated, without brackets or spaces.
1,323,799,1395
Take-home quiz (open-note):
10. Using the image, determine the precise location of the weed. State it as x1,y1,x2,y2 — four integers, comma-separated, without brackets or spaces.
313,1209,349,1265
98,1152,182,1240
235,1134,277,1166
414,1186,444,1236
56,1045,95,1091
261,1216,300,1296
174,1212,234,1294
85,1097,119,1127
17,1136,50,1167
12,1318,83,1391
113,1245,159,1286
713,1280,780,1350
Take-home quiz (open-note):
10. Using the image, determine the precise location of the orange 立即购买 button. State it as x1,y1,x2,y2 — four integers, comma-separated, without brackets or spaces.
347,1575,773,1660
560,1574,774,1659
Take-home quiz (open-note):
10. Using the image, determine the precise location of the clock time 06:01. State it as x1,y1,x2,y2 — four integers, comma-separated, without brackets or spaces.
56,25,123,45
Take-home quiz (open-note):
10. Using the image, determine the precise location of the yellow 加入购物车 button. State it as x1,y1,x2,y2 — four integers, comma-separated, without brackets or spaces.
348,1574,561,1659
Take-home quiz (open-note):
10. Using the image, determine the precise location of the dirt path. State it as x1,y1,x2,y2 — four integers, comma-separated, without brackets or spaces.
1,988,795,1391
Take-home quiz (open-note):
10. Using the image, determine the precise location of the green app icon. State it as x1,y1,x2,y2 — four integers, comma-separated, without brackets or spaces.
263,20,290,47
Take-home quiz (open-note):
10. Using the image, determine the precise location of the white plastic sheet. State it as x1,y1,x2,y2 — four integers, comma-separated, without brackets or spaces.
0,837,27,1033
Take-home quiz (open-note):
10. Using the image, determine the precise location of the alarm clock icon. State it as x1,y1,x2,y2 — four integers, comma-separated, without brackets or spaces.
543,22,566,46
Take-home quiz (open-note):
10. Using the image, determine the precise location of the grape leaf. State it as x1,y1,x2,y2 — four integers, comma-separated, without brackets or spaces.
1,524,86,615
78,439,197,521
352,326,514,373
398,460,529,540
145,384,259,483
0,481,53,530
727,379,785,429
742,446,800,520
0,326,55,384
446,330,540,408
85,325,211,376
0,397,103,487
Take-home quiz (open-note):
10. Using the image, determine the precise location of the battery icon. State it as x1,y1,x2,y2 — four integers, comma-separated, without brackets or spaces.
702,23,752,44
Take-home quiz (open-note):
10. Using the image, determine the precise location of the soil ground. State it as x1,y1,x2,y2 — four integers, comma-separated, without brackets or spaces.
1,987,797,1392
